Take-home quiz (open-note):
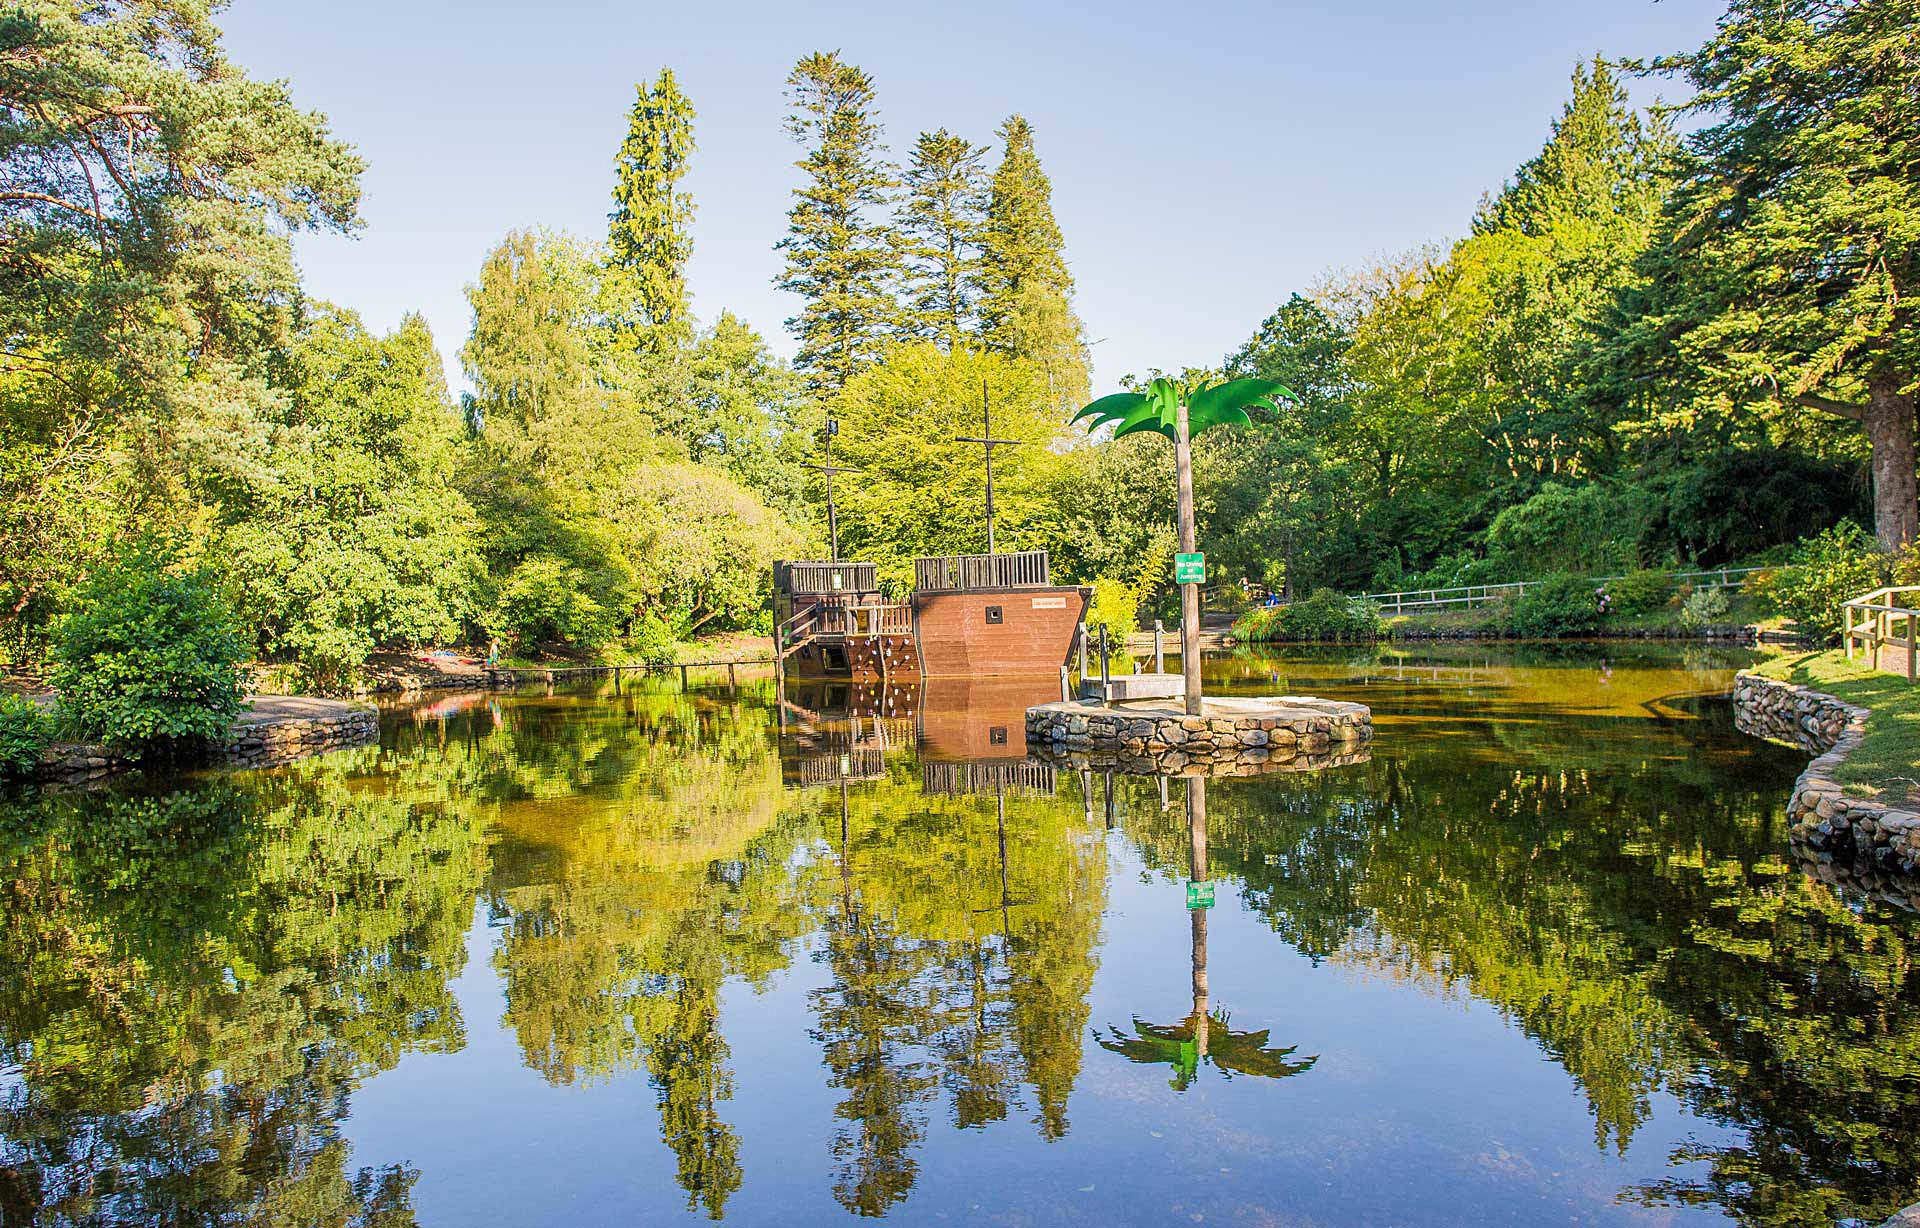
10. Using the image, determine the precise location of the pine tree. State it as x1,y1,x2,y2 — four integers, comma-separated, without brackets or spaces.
976,115,1089,408
1603,0,1920,548
776,51,904,394
899,130,986,348
608,68,697,348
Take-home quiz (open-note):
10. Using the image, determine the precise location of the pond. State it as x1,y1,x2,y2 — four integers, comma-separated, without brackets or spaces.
3,643,1916,1227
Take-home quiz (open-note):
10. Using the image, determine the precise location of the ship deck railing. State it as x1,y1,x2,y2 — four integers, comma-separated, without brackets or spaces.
775,560,879,596
914,550,1052,593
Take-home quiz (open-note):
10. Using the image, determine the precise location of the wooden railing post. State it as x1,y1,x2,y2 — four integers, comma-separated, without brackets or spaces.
1909,610,1917,683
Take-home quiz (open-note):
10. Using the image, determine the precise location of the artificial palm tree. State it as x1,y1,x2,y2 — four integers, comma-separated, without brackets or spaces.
1072,377,1296,713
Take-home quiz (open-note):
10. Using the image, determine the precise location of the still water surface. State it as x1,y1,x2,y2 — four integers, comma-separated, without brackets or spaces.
3,645,1917,1226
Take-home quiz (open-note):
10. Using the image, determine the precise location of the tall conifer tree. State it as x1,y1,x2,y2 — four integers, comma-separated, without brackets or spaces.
977,115,1089,407
899,130,987,348
608,68,697,348
776,52,903,394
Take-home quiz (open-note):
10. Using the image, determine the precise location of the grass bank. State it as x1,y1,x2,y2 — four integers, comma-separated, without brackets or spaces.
1750,649,1920,801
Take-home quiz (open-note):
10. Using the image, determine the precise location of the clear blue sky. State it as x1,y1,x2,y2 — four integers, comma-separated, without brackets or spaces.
221,0,1725,395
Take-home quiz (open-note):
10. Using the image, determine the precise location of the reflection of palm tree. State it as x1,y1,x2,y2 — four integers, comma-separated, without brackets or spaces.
1098,1012,1316,1091
1101,777,1317,1091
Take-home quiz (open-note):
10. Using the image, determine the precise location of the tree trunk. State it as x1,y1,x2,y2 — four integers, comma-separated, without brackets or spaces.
1866,374,1918,550
1174,402,1203,716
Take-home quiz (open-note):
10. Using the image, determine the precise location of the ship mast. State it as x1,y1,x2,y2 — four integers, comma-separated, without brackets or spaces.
804,419,862,563
955,378,1024,556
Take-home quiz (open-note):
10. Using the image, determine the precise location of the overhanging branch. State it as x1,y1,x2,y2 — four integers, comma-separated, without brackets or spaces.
1792,392,1865,422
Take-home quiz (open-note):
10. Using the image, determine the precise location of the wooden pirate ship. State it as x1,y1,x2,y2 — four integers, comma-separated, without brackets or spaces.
774,551,1089,681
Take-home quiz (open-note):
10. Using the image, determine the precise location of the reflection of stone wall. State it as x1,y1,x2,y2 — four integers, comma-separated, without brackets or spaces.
40,706,380,784
1024,699,1372,778
1732,671,1920,888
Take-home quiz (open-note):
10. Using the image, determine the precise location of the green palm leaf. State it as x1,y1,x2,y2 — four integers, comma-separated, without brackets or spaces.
1071,391,1146,426
1185,377,1297,434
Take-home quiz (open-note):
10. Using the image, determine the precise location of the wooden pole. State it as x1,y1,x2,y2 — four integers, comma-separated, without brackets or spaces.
982,379,996,556
1187,775,1210,1057
1174,400,1203,716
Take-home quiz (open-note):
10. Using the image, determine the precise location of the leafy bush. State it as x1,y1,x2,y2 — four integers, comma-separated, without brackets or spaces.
626,616,679,668
1505,573,1603,638
487,556,620,651
1679,587,1730,630
50,545,247,746
0,693,51,777
1661,448,1867,564
1241,589,1382,641
1415,551,1508,590
1085,578,1140,646
1606,569,1673,616
1752,522,1886,643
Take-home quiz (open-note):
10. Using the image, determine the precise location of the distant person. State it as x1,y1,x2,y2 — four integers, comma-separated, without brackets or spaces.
486,637,501,667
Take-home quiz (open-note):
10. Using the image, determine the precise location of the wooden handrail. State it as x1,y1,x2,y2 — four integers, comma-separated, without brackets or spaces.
1844,586,1920,682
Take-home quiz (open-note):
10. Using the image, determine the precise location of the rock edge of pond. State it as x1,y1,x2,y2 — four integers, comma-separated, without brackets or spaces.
37,696,379,787
1732,670,1920,910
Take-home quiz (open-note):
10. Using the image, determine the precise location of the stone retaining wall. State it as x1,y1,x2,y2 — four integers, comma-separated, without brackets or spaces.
1024,698,1372,777
37,705,380,785
1731,671,1920,890
222,707,380,768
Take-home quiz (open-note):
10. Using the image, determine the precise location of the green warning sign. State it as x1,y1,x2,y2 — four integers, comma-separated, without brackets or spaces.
1175,552,1206,585
1185,879,1215,910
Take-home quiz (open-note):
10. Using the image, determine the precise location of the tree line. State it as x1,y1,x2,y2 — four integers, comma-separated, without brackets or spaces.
2,0,1913,684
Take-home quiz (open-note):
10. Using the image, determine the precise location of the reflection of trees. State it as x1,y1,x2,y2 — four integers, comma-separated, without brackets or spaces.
1123,697,1920,1226
0,758,485,1226
468,678,806,1220
801,767,1106,1216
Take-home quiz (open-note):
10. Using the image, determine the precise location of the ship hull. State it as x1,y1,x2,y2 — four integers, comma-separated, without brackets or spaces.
910,587,1090,679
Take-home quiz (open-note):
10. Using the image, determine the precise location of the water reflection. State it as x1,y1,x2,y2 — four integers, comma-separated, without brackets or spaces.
0,648,1917,1225
1099,777,1317,1092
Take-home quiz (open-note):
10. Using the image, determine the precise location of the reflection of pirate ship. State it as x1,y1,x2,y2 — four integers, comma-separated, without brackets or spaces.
776,680,915,788
778,675,1068,799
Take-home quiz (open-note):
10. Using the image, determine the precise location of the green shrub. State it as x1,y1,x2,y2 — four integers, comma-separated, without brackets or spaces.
1661,448,1867,564
1679,587,1730,631
626,616,679,668
50,544,247,747
487,556,619,651
0,693,51,777
1506,573,1603,638
1266,589,1381,641
1606,569,1673,616
1752,522,1886,644
1085,577,1140,645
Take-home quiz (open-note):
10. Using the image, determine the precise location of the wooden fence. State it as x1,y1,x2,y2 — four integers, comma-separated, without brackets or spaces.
1844,585,1920,682
1354,566,1766,616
